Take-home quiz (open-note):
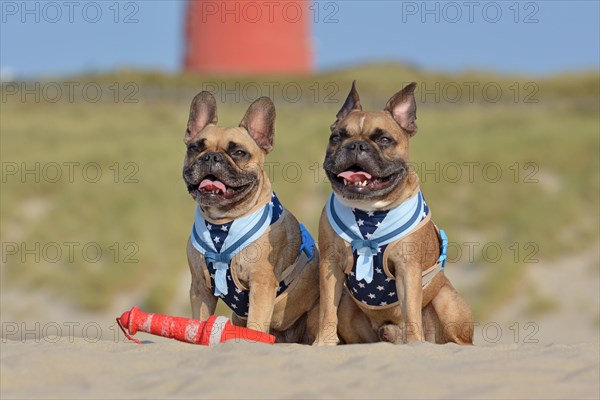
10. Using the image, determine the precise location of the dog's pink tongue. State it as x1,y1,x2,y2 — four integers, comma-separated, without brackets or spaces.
199,179,227,193
337,171,372,182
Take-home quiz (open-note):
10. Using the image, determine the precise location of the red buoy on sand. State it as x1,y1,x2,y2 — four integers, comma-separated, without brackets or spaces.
116,306,275,345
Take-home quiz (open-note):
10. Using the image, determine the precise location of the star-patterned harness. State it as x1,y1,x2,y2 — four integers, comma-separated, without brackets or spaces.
326,191,448,308
190,193,315,317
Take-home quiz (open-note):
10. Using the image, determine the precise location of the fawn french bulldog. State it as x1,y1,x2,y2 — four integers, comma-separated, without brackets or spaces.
314,82,473,345
183,92,320,343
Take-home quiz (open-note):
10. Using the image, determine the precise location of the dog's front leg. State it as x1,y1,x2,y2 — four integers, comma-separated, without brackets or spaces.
395,263,424,343
190,274,217,321
246,276,278,333
314,254,345,346
188,240,217,321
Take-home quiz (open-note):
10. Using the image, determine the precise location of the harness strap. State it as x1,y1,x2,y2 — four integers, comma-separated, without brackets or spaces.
280,224,315,286
281,252,309,286
421,261,443,289
203,219,316,313
421,225,448,289
233,242,314,321
230,212,287,293
347,222,449,309
196,205,271,297
381,211,433,279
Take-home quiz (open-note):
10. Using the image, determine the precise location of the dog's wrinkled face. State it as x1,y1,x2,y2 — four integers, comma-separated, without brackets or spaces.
324,81,418,208
182,92,275,217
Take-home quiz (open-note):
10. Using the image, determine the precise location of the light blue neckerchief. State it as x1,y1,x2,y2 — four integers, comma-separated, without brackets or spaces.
191,201,273,296
326,191,426,284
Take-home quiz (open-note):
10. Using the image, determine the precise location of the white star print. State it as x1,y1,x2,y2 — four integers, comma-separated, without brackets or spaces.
368,293,376,299
279,205,283,210
385,277,392,282
349,271,354,276
213,236,220,243
367,211,375,217
221,225,228,232
234,295,239,301
376,285,384,291
357,219,364,226
422,211,427,218
231,304,237,309
388,292,395,297
376,221,381,227
352,287,357,293
361,300,367,304
375,267,382,274
235,288,242,294
365,233,373,239
227,275,232,281
377,247,382,253
380,301,387,306
210,273,215,279
358,282,365,288
206,224,213,230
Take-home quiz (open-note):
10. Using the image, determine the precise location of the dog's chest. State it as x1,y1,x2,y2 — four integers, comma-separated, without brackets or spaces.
198,195,288,316
331,196,434,308
344,208,399,307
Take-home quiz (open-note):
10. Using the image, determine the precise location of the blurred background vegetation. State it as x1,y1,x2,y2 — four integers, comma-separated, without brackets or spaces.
1,64,598,324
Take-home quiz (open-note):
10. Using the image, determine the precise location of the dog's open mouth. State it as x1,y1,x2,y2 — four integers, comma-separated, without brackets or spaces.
334,167,396,192
188,175,251,199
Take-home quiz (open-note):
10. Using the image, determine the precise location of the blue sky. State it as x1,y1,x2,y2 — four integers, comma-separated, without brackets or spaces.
1,1,598,78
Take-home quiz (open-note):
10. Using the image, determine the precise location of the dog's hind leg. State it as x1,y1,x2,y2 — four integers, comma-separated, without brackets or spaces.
422,303,440,343
430,281,474,345
337,292,379,344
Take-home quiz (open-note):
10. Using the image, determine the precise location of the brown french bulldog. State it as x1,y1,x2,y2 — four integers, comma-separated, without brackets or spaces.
314,82,473,345
183,92,320,343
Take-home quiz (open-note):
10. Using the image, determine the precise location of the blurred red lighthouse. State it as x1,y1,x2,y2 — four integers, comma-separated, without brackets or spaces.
184,1,313,74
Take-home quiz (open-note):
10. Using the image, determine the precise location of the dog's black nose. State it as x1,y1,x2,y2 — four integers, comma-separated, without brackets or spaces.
345,140,370,154
201,152,225,164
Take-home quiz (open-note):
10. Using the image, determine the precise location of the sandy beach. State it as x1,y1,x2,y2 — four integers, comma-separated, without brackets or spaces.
1,336,598,399
2,245,598,400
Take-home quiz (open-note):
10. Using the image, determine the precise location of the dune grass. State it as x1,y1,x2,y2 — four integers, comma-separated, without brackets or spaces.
1,64,598,318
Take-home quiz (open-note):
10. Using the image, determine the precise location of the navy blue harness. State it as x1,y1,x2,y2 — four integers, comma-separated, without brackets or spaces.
191,194,314,317
328,194,448,308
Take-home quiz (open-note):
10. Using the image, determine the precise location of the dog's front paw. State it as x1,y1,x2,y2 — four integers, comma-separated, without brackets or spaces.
313,340,339,346
378,324,403,344
313,335,340,346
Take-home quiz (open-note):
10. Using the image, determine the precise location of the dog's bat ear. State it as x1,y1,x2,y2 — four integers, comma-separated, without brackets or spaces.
331,80,362,131
385,82,417,136
185,91,218,145
239,96,276,153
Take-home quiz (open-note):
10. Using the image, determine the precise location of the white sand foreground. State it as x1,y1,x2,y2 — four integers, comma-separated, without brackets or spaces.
1,337,598,399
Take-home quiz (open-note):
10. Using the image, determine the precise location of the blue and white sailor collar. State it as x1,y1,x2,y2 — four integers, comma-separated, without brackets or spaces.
190,193,284,296
326,191,429,283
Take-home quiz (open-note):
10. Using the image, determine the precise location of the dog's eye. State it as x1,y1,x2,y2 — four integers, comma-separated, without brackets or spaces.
329,134,341,144
377,136,393,145
187,145,200,154
233,149,247,157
